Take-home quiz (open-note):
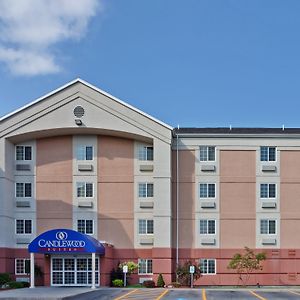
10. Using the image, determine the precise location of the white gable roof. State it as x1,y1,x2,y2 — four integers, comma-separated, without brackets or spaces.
0,78,173,130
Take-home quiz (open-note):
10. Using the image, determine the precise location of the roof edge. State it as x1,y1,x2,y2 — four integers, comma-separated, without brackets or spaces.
0,78,173,131
173,127,300,133
78,78,173,130
0,78,80,122
173,133,300,138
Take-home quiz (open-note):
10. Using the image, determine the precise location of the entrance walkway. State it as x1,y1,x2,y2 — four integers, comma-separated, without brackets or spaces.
0,287,95,300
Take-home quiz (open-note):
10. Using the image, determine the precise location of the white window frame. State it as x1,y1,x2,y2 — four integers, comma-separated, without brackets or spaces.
200,219,216,235
138,183,154,198
15,145,32,161
76,182,94,198
77,219,94,235
138,258,153,275
51,256,100,286
260,219,276,235
138,146,154,161
200,258,216,275
260,146,276,162
260,183,276,199
15,219,32,235
138,219,154,235
15,258,30,275
199,146,216,162
76,145,94,161
15,182,32,198
199,183,216,198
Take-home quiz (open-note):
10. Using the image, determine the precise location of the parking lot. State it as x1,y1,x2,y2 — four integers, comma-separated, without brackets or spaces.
72,288,300,300
1,287,300,299
111,288,300,300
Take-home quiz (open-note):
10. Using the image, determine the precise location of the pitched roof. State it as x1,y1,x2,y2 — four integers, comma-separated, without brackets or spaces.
0,78,173,130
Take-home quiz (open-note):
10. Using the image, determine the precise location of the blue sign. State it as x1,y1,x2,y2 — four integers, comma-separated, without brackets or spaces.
28,229,105,254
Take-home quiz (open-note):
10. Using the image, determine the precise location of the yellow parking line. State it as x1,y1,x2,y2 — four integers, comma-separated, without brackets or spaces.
249,290,267,300
114,289,138,300
289,290,300,296
130,290,154,294
156,289,169,300
202,288,207,300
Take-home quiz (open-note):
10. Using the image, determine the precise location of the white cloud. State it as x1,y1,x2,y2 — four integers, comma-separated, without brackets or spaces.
0,0,100,76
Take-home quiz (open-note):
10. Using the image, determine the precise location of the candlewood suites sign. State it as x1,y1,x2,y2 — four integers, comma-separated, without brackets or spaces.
29,229,105,254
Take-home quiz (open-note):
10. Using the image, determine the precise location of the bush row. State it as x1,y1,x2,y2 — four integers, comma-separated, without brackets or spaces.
112,273,169,288
0,273,30,289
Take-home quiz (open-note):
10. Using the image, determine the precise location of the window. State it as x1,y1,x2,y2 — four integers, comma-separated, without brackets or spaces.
200,146,215,162
200,259,216,275
199,183,215,198
138,146,153,161
138,259,153,274
138,219,154,234
15,183,32,198
138,183,154,197
200,220,216,234
260,184,276,198
76,146,93,161
16,220,32,234
77,182,93,197
260,147,276,162
15,259,30,275
260,219,276,234
16,146,32,161
77,220,93,234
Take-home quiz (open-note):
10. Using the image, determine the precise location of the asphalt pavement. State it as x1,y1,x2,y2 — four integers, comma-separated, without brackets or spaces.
1,287,300,300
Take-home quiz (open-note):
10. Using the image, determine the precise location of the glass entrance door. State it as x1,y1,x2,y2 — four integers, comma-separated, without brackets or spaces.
51,256,99,286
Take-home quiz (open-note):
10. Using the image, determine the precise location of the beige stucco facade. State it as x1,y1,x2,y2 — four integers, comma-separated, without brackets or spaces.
0,79,173,286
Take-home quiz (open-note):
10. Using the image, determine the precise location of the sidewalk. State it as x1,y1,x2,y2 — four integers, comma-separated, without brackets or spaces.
0,287,95,300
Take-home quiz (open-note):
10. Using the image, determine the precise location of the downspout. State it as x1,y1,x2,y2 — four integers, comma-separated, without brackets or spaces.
176,127,179,276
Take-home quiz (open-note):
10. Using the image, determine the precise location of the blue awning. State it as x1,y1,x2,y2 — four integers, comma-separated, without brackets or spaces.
28,229,105,255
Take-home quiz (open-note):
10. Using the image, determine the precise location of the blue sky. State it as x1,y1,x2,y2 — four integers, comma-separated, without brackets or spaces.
0,0,300,128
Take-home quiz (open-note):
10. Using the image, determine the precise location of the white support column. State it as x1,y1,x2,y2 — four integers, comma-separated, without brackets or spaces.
30,253,35,288
91,252,96,289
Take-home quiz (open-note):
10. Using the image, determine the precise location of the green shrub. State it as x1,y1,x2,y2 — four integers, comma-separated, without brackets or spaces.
21,281,30,288
156,273,165,287
112,279,123,287
143,280,155,288
170,281,181,288
0,273,11,285
118,261,138,275
7,281,24,289
110,267,123,286
176,260,201,286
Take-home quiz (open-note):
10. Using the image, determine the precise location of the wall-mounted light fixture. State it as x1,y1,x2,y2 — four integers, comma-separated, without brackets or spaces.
75,119,82,126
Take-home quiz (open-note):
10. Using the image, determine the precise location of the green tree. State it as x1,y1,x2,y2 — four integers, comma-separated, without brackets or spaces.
176,260,201,286
157,273,165,287
227,247,266,286
118,261,138,275
118,261,139,285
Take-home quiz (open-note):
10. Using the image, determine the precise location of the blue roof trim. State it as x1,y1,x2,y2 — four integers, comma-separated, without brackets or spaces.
28,229,105,255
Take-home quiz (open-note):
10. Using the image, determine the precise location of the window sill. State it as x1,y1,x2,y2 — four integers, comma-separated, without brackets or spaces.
139,201,154,209
201,201,216,209
78,164,93,171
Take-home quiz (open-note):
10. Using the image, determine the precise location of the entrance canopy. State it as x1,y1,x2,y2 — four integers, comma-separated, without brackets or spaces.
28,229,105,255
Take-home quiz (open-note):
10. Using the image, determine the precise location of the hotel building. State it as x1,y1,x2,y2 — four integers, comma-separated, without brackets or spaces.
0,79,300,286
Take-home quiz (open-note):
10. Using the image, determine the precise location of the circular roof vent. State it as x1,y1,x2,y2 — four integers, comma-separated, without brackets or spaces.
74,106,85,118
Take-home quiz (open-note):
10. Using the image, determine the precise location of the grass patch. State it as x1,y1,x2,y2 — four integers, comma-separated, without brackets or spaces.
126,284,143,288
